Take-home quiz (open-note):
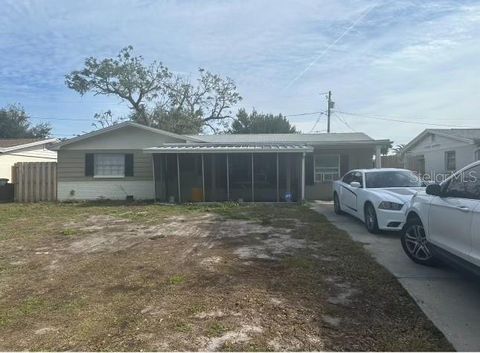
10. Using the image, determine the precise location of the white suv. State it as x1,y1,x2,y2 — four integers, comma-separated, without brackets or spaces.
401,161,480,275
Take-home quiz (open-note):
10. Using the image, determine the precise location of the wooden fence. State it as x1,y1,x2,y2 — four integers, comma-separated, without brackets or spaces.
381,155,404,169
11,162,57,202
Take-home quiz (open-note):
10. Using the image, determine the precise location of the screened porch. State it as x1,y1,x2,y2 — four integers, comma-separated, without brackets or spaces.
145,143,313,203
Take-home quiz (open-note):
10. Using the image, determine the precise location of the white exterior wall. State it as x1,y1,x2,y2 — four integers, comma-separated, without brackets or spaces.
405,133,478,175
0,146,57,181
58,180,154,201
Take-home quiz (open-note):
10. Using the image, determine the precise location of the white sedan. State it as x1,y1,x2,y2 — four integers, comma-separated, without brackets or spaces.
333,168,425,233
401,161,480,273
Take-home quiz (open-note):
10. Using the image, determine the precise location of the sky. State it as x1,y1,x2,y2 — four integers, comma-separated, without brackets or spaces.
1,0,479,145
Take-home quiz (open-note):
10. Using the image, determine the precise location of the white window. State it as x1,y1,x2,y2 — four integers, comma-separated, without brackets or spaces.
94,154,125,177
314,154,340,183
445,151,456,172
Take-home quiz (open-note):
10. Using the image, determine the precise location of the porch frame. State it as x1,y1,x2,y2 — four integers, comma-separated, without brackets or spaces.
151,151,307,203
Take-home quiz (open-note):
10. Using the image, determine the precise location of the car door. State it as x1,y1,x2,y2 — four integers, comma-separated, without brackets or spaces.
462,165,480,266
340,171,363,213
428,164,480,260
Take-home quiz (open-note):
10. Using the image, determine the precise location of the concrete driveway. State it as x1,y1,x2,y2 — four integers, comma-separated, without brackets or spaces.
311,200,480,352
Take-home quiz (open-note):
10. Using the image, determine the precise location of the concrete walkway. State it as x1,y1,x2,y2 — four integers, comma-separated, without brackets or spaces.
311,200,480,352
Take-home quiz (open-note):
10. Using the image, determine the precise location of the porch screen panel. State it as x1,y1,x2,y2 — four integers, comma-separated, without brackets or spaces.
204,154,228,201
164,154,179,202
229,154,252,202
178,154,203,202
278,153,300,202
253,153,277,202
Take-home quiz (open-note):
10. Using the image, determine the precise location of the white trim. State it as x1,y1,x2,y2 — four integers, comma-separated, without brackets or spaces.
0,138,58,153
402,129,476,156
314,154,340,183
93,153,125,178
93,175,125,179
475,148,480,161
445,150,456,172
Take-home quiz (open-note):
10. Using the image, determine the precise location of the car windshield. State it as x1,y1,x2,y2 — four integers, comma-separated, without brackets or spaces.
365,170,422,188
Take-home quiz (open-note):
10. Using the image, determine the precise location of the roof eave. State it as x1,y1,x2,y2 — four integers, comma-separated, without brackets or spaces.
49,121,202,150
2,138,59,153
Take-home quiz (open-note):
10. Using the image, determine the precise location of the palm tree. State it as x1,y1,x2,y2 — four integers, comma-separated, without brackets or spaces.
392,144,406,155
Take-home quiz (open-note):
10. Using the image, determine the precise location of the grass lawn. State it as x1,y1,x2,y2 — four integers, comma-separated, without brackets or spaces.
0,202,452,351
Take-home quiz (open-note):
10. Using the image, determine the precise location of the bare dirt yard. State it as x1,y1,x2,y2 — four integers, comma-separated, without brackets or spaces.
0,202,452,351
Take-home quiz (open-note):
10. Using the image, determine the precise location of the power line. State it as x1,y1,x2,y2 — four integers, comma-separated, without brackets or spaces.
335,110,474,128
285,111,325,117
334,112,356,132
309,113,324,133
30,116,93,121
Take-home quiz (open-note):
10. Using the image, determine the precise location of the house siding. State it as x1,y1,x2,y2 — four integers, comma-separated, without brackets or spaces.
305,147,374,200
57,150,153,182
404,133,478,176
57,149,154,200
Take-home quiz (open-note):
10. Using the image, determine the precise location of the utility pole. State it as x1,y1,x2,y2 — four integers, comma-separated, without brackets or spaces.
327,90,334,133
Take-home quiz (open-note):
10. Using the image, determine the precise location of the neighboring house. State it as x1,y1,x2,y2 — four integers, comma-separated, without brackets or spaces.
0,138,58,181
50,122,389,202
402,129,480,177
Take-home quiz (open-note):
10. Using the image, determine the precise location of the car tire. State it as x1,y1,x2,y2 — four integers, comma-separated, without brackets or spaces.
333,193,343,215
401,216,437,266
364,202,379,234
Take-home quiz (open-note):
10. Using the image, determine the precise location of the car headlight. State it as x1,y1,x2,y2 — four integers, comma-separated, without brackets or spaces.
378,201,404,210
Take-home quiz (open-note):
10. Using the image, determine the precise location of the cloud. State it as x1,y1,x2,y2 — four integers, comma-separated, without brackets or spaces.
0,0,479,143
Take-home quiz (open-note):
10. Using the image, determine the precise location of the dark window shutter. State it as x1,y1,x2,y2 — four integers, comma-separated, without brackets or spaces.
125,154,134,177
305,154,314,185
85,153,94,176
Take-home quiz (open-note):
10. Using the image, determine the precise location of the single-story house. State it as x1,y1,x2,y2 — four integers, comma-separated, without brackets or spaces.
402,129,480,177
0,138,58,181
50,122,389,202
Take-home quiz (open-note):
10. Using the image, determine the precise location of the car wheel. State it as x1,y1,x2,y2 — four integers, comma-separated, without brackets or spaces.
401,216,437,266
364,203,379,234
333,193,343,215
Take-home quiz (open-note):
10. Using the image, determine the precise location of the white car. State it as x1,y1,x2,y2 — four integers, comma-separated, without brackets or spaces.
401,161,480,274
333,168,425,233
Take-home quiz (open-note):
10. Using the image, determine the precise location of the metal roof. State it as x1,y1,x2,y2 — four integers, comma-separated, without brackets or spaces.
144,143,314,153
186,132,379,144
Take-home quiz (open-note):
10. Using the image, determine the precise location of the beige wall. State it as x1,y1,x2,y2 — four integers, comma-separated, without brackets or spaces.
62,125,184,150
57,150,153,182
305,147,374,200
56,124,190,200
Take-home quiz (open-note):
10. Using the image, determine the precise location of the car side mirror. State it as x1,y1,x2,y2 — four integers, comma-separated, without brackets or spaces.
350,181,361,188
426,183,441,196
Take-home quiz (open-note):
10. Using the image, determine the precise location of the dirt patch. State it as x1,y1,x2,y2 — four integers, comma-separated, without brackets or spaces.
200,324,263,351
0,203,453,351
